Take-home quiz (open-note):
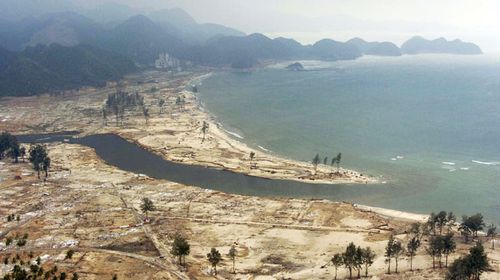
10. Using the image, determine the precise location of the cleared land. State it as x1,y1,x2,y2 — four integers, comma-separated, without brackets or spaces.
0,71,498,279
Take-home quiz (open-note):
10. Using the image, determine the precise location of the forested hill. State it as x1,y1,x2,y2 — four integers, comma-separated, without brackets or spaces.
401,36,483,55
0,44,136,97
0,5,484,96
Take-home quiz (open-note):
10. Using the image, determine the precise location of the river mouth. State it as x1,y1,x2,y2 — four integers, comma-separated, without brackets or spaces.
18,132,500,224
17,133,371,199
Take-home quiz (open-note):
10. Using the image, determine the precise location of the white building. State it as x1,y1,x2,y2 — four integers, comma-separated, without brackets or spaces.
155,53,181,70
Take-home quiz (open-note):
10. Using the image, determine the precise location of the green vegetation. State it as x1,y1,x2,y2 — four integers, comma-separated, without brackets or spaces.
407,236,421,271
460,214,485,242
0,44,136,97
0,132,21,162
360,247,376,277
207,248,222,275
428,211,456,235
28,144,50,179
201,121,209,143
104,90,144,126
228,245,237,274
331,242,376,279
384,235,404,274
170,232,190,267
1,253,74,280
331,253,343,280
446,242,490,280
312,154,321,173
249,151,256,169
140,197,156,219
65,250,74,260
142,106,150,125
175,95,186,110
158,99,165,115
486,225,496,249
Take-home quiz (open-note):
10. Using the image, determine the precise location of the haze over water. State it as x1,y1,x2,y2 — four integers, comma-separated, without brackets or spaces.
199,54,500,224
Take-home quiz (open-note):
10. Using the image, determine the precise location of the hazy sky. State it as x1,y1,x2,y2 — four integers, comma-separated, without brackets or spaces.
14,0,500,52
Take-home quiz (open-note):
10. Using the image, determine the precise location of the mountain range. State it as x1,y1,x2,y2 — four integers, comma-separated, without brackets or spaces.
0,6,483,96
0,44,136,96
401,36,483,55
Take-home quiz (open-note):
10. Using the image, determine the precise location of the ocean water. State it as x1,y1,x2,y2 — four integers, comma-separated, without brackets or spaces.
198,54,500,224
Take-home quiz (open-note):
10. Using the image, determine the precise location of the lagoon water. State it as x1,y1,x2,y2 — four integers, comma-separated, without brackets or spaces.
199,55,500,224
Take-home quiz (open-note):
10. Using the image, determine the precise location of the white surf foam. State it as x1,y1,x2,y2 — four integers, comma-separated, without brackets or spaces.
460,167,470,171
223,129,244,139
258,145,272,152
472,160,500,166
442,162,456,166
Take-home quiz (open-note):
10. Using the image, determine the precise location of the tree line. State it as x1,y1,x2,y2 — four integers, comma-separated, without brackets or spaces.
140,197,496,279
312,152,342,174
0,132,51,179
331,243,376,279
0,132,25,163
103,90,145,126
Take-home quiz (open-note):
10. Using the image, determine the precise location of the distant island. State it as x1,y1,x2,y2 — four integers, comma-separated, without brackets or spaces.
286,62,305,71
347,38,402,56
401,36,482,55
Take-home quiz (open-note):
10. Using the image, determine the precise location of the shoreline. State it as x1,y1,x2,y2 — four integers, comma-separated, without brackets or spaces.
180,72,379,185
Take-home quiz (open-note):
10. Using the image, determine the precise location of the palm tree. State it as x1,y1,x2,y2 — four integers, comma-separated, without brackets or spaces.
201,121,209,143
331,253,343,280
228,245,237,273
207,248,222,275
407,236,421,271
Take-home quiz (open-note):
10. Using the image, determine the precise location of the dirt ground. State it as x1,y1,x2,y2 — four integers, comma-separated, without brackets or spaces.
1,143,498,279
0,71,498,279
0,71,375,185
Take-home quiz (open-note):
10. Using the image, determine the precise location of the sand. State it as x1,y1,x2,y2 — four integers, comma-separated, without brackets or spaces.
0,70,498,279
0,70,376,185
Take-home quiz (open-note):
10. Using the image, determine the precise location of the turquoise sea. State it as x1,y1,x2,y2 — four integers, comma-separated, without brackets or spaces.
198,55,500,224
